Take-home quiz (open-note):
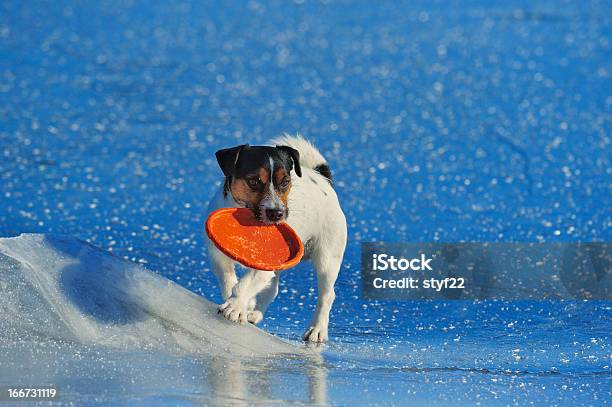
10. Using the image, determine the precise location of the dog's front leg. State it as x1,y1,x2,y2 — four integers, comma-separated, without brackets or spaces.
208,243,238,300
218,269,275,325
303,253,342,343
249,271,280,324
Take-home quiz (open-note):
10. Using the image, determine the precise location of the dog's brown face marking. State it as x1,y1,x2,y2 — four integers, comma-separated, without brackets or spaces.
215,145,302,223
229,168,269,210
273,167,291,206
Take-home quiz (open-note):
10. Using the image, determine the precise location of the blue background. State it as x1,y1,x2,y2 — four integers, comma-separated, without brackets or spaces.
1,0,610,405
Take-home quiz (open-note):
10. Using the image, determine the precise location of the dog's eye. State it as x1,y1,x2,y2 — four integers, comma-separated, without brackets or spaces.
247,178,261,188
279,178,290,189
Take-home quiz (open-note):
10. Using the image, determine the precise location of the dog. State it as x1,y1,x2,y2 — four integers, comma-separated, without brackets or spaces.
205,134,347,342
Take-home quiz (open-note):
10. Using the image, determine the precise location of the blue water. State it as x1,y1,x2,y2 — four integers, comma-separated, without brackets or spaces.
1,0,610,405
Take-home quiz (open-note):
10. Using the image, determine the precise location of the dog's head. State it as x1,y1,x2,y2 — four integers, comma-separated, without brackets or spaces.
215,144,301,223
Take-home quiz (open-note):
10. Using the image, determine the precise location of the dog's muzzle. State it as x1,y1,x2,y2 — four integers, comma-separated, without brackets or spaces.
265,208,285,222
255,206,288,223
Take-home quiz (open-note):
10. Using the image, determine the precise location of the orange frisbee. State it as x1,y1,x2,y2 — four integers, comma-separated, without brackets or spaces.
205,208,304,271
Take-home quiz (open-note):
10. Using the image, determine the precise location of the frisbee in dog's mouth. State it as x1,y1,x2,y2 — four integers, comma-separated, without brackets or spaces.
206,208,304,271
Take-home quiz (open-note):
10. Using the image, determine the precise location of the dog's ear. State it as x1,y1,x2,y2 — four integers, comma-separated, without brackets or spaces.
276,145,302,177
215,144,248,177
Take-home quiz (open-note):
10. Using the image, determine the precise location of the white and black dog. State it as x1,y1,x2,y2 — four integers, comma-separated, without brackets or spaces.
205,135,347,342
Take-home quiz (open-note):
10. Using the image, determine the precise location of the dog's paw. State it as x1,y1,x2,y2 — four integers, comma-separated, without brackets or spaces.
218,297,248,325
303,324,328,343
247,310,263,325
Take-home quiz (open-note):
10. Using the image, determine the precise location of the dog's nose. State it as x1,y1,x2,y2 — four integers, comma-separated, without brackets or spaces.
265,208,285,222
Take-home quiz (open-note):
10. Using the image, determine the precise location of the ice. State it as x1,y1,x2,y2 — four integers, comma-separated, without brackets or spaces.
0,235,608,405
0,233,298,356
0,234,333,404
1,0,610,404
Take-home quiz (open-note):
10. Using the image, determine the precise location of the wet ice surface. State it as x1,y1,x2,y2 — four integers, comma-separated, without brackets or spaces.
0,234,321,405
0,0,610,405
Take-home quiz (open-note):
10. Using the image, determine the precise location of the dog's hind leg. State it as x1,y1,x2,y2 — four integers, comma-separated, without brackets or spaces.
303,250,343,343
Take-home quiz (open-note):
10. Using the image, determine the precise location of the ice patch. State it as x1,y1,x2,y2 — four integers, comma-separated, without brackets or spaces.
0,233,298,356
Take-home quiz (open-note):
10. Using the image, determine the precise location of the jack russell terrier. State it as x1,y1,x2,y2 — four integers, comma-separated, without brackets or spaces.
206,134,347,342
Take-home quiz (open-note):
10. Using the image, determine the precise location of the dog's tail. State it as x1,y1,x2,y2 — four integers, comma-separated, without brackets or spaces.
271,134,332,183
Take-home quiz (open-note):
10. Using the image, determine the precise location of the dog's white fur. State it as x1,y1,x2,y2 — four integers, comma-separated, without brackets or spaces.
205,135,347,342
